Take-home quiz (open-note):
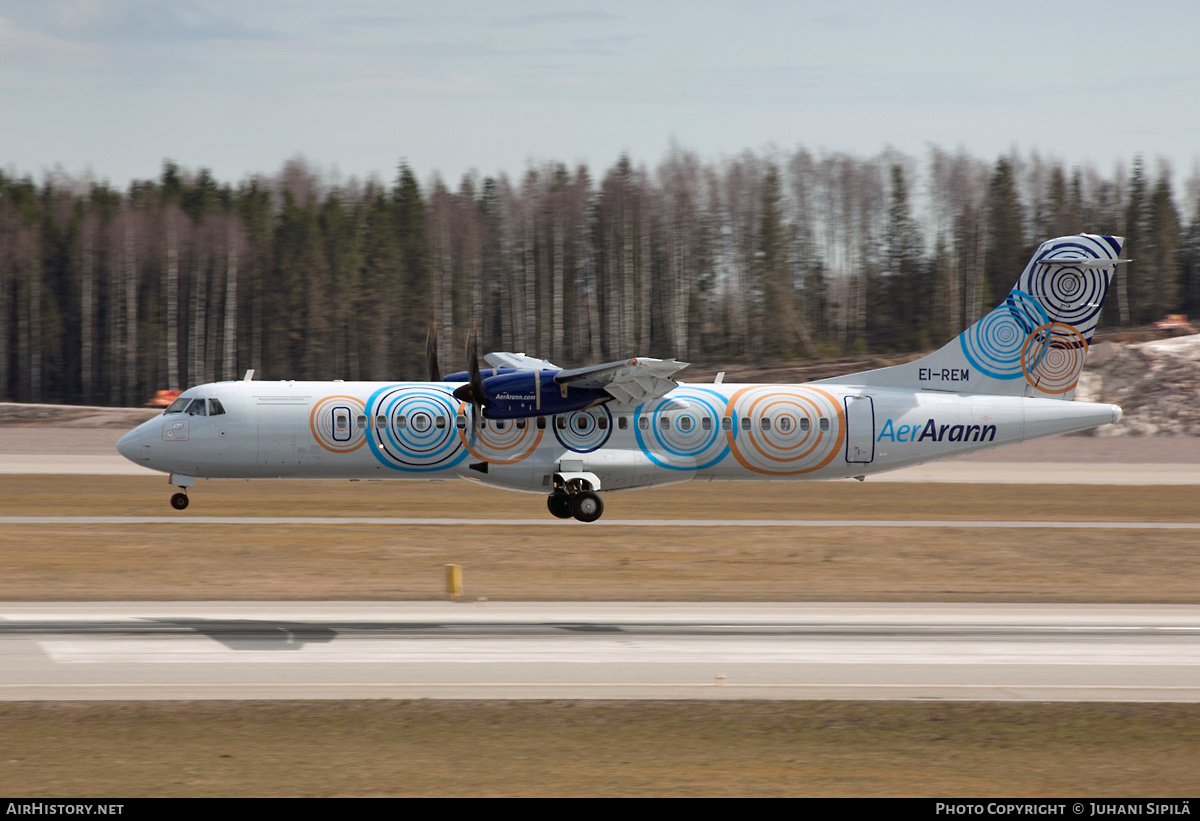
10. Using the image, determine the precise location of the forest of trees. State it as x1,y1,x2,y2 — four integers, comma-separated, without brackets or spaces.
2,146,1199,407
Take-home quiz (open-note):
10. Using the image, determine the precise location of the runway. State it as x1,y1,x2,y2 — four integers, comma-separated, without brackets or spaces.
3,602,1199,702
3,454,1200,483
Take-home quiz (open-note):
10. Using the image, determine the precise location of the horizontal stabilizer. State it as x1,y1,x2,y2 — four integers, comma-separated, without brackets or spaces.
1035,258,1130,268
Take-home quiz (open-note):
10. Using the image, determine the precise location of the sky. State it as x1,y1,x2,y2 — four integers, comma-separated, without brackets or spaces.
2,0,1199,189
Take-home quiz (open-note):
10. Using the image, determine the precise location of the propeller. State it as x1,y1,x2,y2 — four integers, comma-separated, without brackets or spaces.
425,322,441,382
452,325,487,438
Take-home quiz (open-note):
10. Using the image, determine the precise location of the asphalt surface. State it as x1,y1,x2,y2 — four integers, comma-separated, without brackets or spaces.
3,602,1198,701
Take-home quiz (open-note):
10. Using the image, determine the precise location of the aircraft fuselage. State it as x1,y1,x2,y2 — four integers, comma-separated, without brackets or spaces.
117,378,1120,493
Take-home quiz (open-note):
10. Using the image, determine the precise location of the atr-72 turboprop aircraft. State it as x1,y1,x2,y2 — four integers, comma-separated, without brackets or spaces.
118,233,1126,522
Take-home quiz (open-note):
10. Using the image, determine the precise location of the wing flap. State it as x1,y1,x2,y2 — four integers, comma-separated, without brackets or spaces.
554,357,689,406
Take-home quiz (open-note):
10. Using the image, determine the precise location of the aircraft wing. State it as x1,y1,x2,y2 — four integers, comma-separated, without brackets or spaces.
484,352,560,371
553,357,689,406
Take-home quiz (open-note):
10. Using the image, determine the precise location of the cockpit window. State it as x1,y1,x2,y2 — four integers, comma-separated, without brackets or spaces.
186,398,207,416
209,398,226,416
164,397,191,414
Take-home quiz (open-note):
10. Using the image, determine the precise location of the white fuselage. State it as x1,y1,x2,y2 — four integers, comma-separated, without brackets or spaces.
116,379,1121,493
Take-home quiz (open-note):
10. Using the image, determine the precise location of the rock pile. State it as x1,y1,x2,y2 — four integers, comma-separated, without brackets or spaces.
1077,335,1200,436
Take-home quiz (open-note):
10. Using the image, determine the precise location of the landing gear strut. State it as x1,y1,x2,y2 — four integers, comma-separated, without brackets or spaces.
170,491,189,510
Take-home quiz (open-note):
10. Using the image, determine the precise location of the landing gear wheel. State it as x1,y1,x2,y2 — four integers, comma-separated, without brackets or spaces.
570,491,604,523
170,492,189,511
547,493,572,519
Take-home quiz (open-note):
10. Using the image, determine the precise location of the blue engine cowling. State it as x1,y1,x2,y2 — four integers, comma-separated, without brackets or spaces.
481,371,609,419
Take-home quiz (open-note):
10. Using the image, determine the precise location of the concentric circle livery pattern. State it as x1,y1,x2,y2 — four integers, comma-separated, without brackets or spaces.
724,386,845,475
458,403,544,464
960,235,1117,390
1021,322,1088,395
1018,238,1115,337
634,387,729,471
310,395,367,453
959,306,1030,379
366,385,466,472
553,406,613,453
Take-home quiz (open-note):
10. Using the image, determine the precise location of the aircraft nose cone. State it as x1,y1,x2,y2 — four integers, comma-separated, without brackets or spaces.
116,423,150,463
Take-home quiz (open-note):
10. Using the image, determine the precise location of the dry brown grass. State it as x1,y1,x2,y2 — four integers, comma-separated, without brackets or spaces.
0,476,1197,601
2,701,1198,797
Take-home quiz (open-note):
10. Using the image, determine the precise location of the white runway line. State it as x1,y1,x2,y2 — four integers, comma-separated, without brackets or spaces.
37,637,1200,666
3,516,1200,528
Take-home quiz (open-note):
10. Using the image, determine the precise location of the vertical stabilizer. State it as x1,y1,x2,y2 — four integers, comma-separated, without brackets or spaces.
817,234,1125,399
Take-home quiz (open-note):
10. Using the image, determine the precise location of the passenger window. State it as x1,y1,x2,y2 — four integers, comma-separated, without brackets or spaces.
556,417,566,430
742,417,750,431
618,417,628,430
436,416,446,429
516,419,527,430
536,417,546,430
800,417,810,432
357,415,367,430
574,416,588,432
761,418,771,431
778,417,791,433
679,417,693,432
701,417,711,431
819,417,829,431
639,417,649,430
496,420,507,431
455,415,466,430
721,417,732,431
396,415,407,430
376,415,387,429
335,413,348,431
660,416,671,430
598,416,608,430
208,399,226,416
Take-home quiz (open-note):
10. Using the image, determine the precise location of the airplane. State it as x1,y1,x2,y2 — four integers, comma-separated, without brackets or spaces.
117,233,1126,522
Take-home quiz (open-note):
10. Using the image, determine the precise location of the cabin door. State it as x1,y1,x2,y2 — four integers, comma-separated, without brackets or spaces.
843,395,875,464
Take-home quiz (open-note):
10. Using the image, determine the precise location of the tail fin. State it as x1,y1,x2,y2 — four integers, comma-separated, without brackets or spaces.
818,234,1125,399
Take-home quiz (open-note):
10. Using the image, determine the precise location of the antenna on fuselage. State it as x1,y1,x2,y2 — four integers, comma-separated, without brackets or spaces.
243,370,255,382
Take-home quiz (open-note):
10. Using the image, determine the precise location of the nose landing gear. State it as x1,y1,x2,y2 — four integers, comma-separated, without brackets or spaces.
167,474,195,511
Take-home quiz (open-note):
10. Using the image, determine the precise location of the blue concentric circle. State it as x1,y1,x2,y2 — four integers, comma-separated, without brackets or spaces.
959,306,1027,380
365,385,466,472
553,406,613,453
1017,237,1114,334
634,387,729,471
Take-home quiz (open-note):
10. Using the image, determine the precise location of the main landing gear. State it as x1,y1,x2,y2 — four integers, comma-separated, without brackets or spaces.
547,490,604,523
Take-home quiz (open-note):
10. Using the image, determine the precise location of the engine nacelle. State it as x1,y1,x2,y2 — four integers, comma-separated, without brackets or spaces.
481,371,608,419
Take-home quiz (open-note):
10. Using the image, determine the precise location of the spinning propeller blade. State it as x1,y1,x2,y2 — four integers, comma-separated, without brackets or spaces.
425,322,441,382
452,325,487,442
